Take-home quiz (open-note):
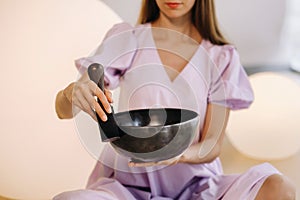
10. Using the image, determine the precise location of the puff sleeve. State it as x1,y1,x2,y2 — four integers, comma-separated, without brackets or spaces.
207,46,254,110
74,22,137,90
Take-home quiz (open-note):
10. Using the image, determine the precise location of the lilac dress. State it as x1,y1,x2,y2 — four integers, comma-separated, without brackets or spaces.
54,23,280,200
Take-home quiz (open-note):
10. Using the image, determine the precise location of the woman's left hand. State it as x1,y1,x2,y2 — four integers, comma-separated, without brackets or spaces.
128,156,181,167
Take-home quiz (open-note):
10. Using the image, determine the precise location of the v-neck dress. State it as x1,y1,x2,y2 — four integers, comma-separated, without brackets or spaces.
54,23,280,200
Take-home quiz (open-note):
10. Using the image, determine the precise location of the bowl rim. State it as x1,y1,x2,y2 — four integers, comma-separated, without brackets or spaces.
114,107,200,129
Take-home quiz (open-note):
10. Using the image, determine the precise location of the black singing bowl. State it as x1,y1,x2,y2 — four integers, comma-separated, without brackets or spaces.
87,63,200,163
109,108,200,163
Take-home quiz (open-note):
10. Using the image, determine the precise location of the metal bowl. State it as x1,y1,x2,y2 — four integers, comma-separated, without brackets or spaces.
109,108,200,163
87,64,200,162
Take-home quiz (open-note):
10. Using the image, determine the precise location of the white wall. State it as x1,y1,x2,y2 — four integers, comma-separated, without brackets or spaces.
215,0,289,67
100,0,141,25
286,0,300,71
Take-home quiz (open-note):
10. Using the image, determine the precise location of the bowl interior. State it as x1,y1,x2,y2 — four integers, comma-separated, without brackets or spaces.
115,108,198,127
110,108,199,161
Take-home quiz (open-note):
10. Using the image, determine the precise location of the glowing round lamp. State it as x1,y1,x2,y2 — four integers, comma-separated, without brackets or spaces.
226,72,300,160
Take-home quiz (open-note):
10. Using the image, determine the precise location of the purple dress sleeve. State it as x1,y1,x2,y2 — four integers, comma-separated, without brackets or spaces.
74,22,137,89
207,45,254,110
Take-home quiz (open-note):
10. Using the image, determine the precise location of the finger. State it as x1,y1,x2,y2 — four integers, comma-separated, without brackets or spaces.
155,157,179,166
169,158,179,165
104,89,113,103
168,157,180,165
154,160,169,166
89,110,98,121
71,89,86,111
81,98,98,121
128,161,157,167
82,89,107,121
89,82,112,114
93,99,107,122
75,91,97,120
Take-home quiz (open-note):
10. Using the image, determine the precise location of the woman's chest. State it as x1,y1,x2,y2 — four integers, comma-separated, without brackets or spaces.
119,49,210,113
155,38,200,81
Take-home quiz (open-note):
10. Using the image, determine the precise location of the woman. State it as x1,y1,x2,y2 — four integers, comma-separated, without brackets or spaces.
54,0,295,199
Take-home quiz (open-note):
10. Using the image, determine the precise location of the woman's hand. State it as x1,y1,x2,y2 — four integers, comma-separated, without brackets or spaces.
69,71,113,121
56,71,113,121
128,155,181,167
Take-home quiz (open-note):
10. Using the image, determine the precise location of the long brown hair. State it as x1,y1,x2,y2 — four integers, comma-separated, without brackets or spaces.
137,0,229,45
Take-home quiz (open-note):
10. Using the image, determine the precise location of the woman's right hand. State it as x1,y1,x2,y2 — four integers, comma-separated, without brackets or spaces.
64,71,113,121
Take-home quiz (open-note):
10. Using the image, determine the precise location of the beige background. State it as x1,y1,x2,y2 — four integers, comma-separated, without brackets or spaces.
0,0,121,199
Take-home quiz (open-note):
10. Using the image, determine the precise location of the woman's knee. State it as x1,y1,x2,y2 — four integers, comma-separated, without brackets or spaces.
255,174,296,200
